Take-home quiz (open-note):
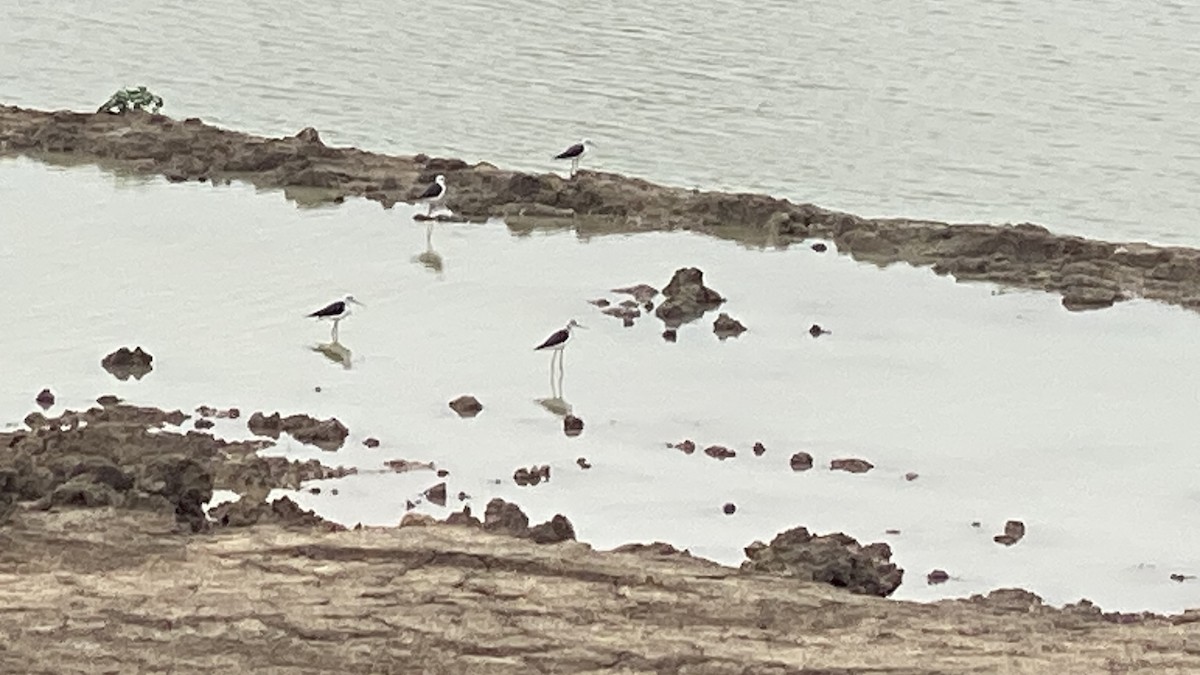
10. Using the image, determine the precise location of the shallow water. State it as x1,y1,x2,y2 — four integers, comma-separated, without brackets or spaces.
3,0,1200,244
3,158,1199,612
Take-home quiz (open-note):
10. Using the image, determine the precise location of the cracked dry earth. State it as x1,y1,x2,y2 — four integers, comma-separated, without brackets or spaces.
1,510,1199,674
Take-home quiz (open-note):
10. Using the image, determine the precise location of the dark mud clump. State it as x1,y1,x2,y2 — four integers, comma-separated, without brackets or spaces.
34,389,54,410
655,267,726,327
671,439,696,455
513,465,551,486
247,411,350,451
0,403,353,532
101,346,154,381
927,569,951,585
448,395,483,418
713,313,747,339
790,452,814,471
742,526,904,597
752,442,767,456
830,458,874,474
994,520,1027,546
703,445,736,460
563,414,584,437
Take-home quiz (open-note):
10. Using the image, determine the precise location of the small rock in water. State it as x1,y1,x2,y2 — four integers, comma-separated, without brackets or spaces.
671,440,696,454
330,489,339,495
723,503,737,515
704,445,736,460
35,389,55,409
314,386,322,393
309,487,321,495
971,521,982,528
449,395,483,418
927,569,951,585
363,437,380,448
994,520,1026,546
712,313,747,339
612,284,659,304
456,491,470,502
1170,573,1196,583
564,414,585,437
884,529,901,535
808,324,830,338
789,452,814,471
752,442,766,456
423,482,448,507
194,418,216,430
96,395,123,406
588,298,611,307
576,457,592,469
830,458,874,474
436,469,449,478
904,472,919,481
101,346,154,381
662,329,678,343
811,242,828,252
514,465,551,487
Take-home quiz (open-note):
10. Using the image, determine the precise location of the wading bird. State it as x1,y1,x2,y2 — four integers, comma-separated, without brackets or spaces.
414,174,446,217
308,295,364,341
535,319,585,380
553,139,594,177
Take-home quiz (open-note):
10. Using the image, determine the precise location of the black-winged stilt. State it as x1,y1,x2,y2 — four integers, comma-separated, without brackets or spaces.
553,140,594,177
535,319,585,379
308,295,364,341
414,175,446,216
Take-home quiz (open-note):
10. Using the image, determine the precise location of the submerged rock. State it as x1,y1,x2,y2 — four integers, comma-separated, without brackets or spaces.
723,503,737,515
655,267,725,327
741,525,904,597
671,440,696,455
752,442,767,456
927,569,951,585
513,464,551,486
808,324,830,338
101,346,154,381
704,445,736,460
576,457,592,469
612,284,659,304
423,482,447,507
449,395,483,418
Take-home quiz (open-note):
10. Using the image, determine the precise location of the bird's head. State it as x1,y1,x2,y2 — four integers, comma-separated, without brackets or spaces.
345,295,365,307
435,174,446,186
567,319,586,332
581,139,595,148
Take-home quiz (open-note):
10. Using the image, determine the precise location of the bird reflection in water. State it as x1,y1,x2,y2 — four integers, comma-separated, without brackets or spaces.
412,221,444,275
311,339,352,370
534,351,572,417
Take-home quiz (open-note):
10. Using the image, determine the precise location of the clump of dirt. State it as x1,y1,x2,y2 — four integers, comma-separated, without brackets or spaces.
101,346,154,381
448,395,483,418
712,312,747,339
655,267,726,327
514,465,551,486
247,411,350,450
830,458,874,474
742,525,904,597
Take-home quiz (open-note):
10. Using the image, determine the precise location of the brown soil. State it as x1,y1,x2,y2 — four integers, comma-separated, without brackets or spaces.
5,104,1200,313
0,508,1197,674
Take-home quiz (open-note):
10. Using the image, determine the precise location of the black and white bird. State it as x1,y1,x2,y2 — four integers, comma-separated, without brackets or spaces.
414,174,447,216
307,295,364,341
553,139,594,177
535,319,585,376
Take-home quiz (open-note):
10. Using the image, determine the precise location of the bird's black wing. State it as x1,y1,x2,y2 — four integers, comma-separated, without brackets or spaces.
554,143,584,160
308,300,346,318
534,328,569,350
416,182,443,200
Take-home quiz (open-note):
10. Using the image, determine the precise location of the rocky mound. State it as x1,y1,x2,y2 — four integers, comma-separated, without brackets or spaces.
0,403,354,531
742,525,904,597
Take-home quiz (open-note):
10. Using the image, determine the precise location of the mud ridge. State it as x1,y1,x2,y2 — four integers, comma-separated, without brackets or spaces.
5,104,1200,312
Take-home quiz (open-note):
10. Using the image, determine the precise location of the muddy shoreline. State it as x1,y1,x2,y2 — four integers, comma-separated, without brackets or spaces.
3,399,1200,672
6,103,1200,312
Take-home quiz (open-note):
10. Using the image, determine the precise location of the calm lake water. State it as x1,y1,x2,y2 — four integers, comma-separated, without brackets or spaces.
3,0,1200,244
3,158,1200,612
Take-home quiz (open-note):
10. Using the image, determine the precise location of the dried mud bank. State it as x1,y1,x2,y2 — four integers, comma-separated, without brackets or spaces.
6,104,1200,312
1,509,1199,674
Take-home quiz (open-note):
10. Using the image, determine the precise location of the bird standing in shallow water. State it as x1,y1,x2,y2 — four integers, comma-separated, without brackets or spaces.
553,139,594,177
414,174,447,217
535,319,585,381
308,295,364,341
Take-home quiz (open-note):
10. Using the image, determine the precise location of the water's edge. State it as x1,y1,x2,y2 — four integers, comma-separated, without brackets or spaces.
5,103,1200,314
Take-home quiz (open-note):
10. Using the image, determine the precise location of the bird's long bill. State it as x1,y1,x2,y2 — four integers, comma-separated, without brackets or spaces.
350,299,366,307
576,324,588,329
